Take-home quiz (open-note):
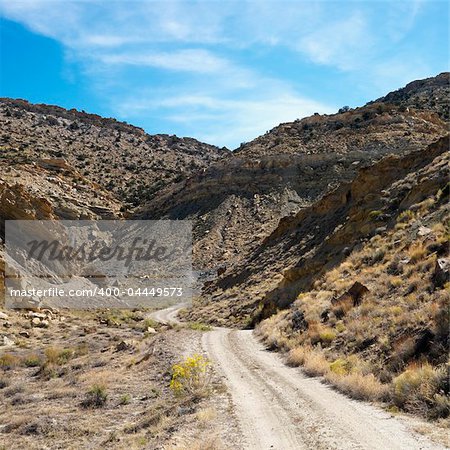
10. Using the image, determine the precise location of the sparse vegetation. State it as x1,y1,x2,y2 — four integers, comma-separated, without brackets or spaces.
392,364,449,419
187,322,213,331
82,383,108,408
170,354,212,398
0,353,20,369
257,189,450,420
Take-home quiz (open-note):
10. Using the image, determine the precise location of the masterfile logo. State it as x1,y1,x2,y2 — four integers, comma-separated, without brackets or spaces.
4,220,193,309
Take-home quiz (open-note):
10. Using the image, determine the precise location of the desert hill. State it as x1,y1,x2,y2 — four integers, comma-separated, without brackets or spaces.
183,135,449,326
137,74,449,271
0,98,228,209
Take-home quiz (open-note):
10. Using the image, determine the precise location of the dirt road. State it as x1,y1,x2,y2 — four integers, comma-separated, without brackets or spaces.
152,305,447,450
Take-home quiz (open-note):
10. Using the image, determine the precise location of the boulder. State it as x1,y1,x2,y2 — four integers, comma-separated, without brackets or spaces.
291,310,308,332
0,335,14,347
115,340,135,352
418,226,432,237
432,258,449,289
37,158,71,171
31,317,41,327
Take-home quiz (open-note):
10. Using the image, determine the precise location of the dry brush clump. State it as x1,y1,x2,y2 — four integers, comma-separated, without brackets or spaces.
170,354,213,399
258,190,450,419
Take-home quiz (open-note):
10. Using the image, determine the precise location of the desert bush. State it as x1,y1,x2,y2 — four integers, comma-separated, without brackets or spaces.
326,371,388,401
22,353,43,367
196,407,217,426
388,277,403,289
187,322,213,331
302,351,329,377
329,358,351,376
362,248,385,266
170,354,212,398
308,323,336,346
318,328,337,345
0,353,20,369
392,363,449,418
408,244,427,263
119,394,131,405
286,347,307,367
368,210,383,220
82,383,108,408
44,346,74,365
397,210,415,223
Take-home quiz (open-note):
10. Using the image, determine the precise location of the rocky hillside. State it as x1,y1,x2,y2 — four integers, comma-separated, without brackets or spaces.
256,149,449,420
182,135,449,326
0,99,229,208
1,73,449,310
372,72,449,120
138,74,449,271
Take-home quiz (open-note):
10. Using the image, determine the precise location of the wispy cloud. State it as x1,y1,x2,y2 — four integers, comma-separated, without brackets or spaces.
298,12,371,71
99,49,232,74
0,0,443,147
116,88,334,146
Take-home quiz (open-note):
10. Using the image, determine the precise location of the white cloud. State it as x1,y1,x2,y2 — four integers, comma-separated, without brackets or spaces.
298,12,371,71
115,88,335,148
100,49,232,74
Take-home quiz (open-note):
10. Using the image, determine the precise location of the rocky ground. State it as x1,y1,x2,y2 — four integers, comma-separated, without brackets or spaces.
0,308,239,449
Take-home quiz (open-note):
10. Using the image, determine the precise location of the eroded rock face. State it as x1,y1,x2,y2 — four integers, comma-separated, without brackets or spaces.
432,258,450,289
184,136,449,326
332,282,370,308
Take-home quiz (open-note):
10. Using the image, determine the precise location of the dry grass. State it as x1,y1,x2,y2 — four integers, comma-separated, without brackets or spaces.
326,372,388,401
408,243,427,263
302,351,330,377
257,195,450,419
196,407,217,426
393,363,449,418
286,347,308,367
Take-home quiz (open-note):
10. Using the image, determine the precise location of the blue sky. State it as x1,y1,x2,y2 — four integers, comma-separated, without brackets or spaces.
0,1,448,148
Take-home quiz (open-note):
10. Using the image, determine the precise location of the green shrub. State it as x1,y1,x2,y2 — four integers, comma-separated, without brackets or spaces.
368,210,383,220
319,328,336,345
392,363,449,418
82,384,108,408
329,358,350,376
397,210,414,223
23,354,43,367
187,322,213,331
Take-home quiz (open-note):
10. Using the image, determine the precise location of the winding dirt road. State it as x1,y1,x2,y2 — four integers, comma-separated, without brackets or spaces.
152,305,447,450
